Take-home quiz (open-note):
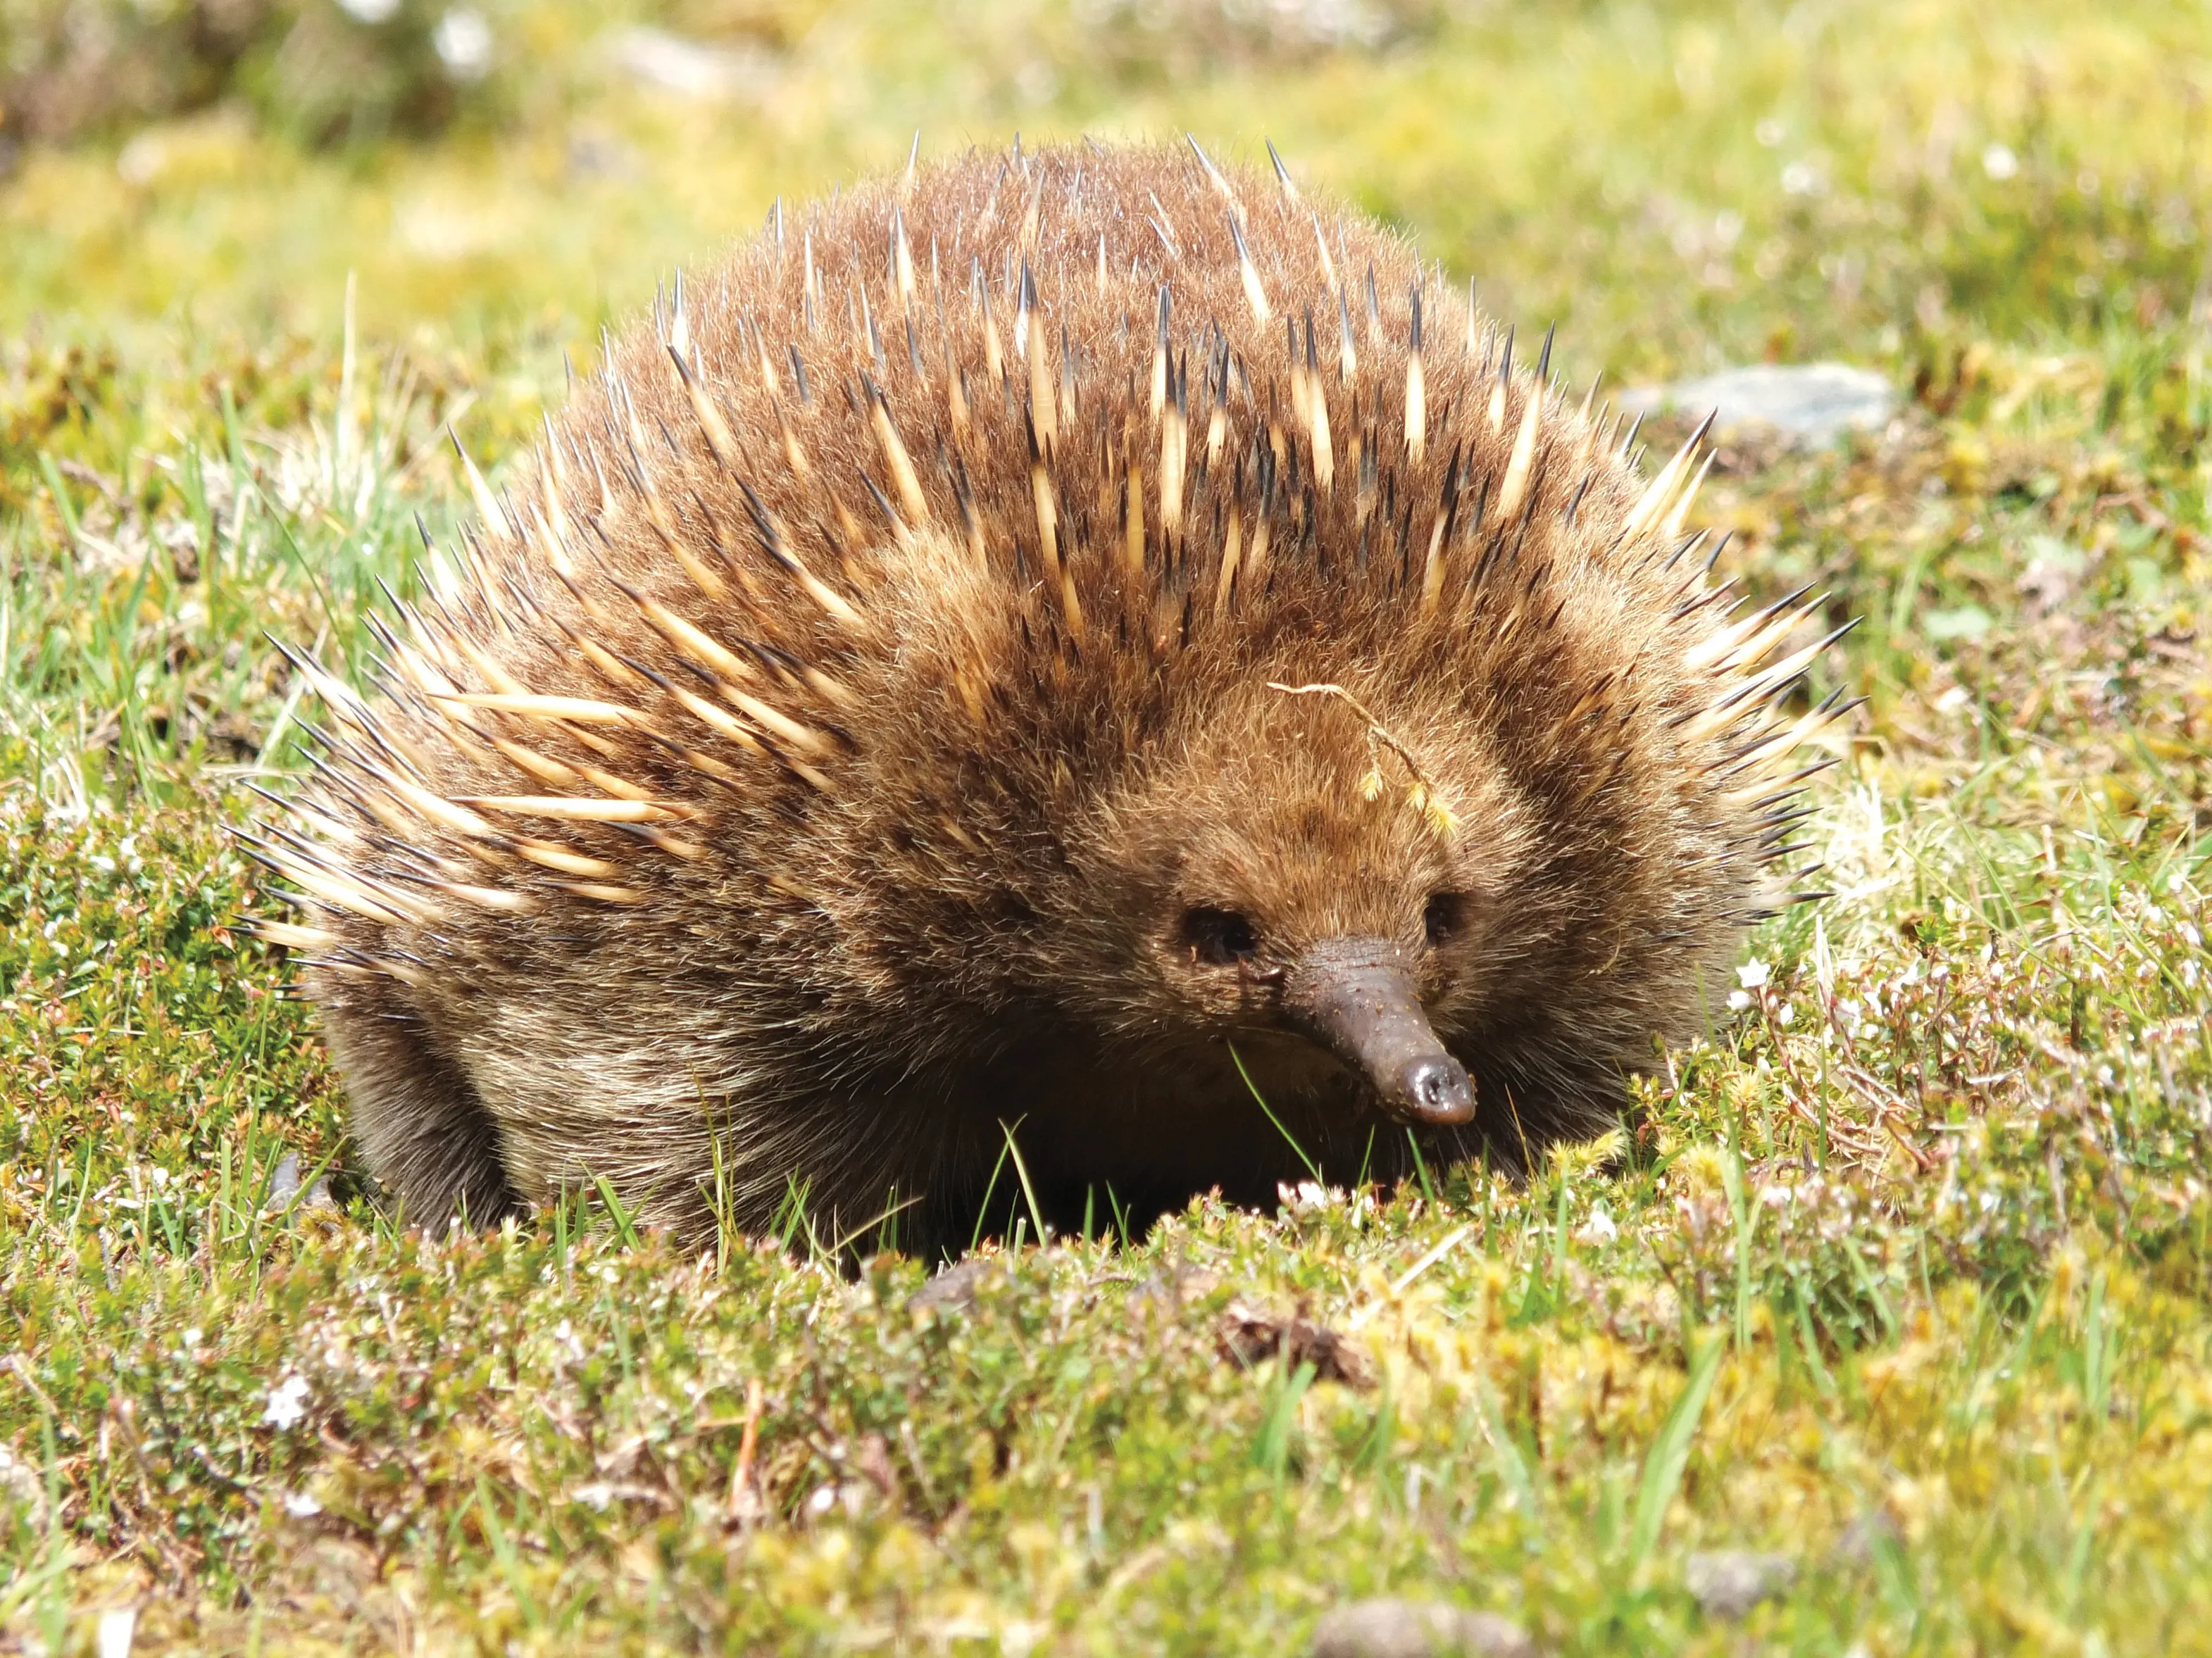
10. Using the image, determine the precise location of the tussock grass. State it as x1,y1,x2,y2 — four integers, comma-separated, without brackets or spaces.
6,1,2212,1651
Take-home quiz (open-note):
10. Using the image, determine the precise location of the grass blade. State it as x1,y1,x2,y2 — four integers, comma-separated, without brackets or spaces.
1229,1040,1323,1185
1628,1332,1725,1571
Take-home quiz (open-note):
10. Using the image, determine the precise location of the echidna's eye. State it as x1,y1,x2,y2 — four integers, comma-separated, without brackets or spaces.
1182,907,1258,967
1423,892,1468,946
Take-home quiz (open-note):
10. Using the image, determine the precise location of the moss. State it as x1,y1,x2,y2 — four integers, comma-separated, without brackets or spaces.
7,1,2212,1651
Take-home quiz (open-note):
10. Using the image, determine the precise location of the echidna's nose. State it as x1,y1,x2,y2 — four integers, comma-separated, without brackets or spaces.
1280,938,1477,1128
1399,1054,1474,1124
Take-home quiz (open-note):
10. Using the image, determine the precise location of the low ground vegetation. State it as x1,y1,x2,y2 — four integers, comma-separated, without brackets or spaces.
6,1,2212,1650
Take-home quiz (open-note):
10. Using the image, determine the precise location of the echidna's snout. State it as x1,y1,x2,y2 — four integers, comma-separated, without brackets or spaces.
1280,939,1475,1127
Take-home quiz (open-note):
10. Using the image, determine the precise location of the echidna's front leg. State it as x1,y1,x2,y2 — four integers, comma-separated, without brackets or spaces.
313,983,518,1227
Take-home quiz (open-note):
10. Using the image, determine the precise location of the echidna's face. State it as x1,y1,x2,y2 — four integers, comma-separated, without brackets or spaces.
1092,684,1532,1129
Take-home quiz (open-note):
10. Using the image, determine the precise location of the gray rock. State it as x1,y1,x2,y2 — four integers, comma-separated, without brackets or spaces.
264,1151,333,1215
0,1443,49,1528
1310,1597,1534,1658
907,1256,995,1314
1617,363,1897,447
1685,1549,1797,1619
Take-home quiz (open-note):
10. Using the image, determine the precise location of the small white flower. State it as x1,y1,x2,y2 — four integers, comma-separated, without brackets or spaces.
1982,143,2019,180
96,1607,137,1658
1278,1180,1340,1217
1777,1002,1795,1026
282,1489,323,1518
1758,1183,1794,1207
1573,1205,1618,1247
434,8,494,79
1737,960,1770,991
262,1374,312,1431
1780,161,1824,196
180,1326,201,1348
337,0,401,20
1727,989,1752,1011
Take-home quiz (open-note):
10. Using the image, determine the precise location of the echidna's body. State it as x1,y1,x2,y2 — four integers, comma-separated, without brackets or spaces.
261,143,1842,1252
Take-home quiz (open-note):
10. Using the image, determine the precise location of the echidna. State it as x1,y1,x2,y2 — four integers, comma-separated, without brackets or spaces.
252,140,1847,1254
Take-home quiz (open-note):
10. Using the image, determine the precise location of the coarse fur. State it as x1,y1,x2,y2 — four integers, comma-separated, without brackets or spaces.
254,141,1848,1256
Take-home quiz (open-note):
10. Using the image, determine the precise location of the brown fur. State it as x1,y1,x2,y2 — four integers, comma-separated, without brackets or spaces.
256,142,1843,1254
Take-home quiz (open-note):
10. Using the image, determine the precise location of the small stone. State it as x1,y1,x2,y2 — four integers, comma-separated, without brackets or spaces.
0,1443,47,1526
907,1256,994,1314
1618,363,1897,447
264,1151,333,1215
1685,1549,1797,1619
1310,1597,1534,1658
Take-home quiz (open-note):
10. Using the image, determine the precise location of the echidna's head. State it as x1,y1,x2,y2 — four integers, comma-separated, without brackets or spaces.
1077,674,1539,1130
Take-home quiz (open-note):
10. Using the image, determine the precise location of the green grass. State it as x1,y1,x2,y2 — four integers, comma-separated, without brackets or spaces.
7,0,2212,1650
